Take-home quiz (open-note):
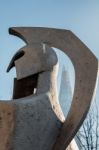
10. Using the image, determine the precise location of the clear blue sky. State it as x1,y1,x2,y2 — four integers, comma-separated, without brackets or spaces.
0,0,99,99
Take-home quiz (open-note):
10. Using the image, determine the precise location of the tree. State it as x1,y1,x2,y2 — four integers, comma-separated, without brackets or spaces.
76,99,99,150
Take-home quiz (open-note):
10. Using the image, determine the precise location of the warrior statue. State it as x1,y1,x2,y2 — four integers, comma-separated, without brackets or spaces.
0,27,98,150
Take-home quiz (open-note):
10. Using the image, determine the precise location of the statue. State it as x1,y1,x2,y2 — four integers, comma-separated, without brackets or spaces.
0,27,98,150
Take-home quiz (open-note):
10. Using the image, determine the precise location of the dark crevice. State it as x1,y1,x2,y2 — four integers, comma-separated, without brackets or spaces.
13,73,39,99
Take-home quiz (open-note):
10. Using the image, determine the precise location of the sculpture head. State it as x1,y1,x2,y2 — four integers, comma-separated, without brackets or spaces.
7,43,58,80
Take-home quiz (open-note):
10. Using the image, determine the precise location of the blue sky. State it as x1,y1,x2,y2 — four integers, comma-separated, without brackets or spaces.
0,0,99,99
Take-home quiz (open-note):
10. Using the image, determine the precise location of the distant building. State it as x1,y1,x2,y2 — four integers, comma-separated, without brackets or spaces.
59,66,79,150
59,66,72,118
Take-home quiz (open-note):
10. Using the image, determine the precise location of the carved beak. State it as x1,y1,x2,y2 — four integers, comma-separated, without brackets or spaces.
7,50,24,72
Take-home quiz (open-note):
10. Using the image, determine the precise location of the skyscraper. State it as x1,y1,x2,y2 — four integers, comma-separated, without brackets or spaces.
59,66,72,118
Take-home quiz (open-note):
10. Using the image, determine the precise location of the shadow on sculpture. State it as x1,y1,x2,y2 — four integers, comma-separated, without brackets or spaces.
0,27,98,150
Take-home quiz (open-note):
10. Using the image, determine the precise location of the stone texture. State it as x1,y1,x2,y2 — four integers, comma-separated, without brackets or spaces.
8,27,98,150
6,44,64,150
12,93,63,150
0,102,15,150
66,139,79,150
7,43,57,80
0,27,98,150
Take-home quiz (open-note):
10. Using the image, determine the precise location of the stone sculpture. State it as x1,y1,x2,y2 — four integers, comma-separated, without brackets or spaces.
0,27,98,150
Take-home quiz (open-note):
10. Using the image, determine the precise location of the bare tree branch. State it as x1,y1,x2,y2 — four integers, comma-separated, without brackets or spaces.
76,99,99,150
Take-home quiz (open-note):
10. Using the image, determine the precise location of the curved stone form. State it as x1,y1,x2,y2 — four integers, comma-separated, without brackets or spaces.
8,27,98,150
0,27,98,150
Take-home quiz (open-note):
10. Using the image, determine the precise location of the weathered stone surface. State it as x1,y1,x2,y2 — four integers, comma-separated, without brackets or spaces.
12,93,63,150
8,27,98,150
0,102,15,150
7,43,57,80
66,139,79,150
0,27,98,150
1,44,64,150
